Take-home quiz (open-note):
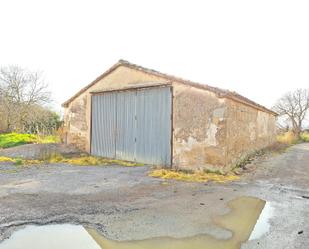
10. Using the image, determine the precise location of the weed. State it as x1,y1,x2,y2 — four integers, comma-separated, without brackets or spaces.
203,168,224,175
14,158,23,166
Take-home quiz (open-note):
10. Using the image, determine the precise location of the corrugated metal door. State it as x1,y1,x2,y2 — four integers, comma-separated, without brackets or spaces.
135,87,172,165
115,90,136,161
91,86,172,166
91,92,117,158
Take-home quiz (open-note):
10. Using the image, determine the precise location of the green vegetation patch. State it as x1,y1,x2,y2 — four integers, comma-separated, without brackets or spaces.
0,133,36,148
301,132,309,142
0,133,59,149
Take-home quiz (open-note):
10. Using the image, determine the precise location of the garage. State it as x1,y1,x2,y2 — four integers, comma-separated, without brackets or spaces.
62,60,277,172
91,86,172,166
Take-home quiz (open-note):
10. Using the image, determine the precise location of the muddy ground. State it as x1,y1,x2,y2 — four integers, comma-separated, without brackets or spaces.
0,143,308,248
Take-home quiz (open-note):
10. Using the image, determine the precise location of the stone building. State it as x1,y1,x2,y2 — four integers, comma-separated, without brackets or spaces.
62,60,277,172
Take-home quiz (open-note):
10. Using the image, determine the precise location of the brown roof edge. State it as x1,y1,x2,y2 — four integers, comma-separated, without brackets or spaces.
119,60,278,116
62,59,278,116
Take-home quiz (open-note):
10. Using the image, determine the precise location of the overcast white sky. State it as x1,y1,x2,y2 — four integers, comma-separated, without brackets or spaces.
1,0,309,112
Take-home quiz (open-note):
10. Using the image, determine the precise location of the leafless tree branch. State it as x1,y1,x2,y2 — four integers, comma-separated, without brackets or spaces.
273,88,309,137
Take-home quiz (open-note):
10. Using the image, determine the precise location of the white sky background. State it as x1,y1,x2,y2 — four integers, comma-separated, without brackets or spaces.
1,0,309,114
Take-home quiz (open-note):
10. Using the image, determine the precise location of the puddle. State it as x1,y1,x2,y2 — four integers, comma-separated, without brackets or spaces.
0,224,101,249
0,196,274,249
249,202,274,240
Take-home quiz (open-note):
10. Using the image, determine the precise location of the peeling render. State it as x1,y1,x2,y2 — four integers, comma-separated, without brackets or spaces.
205,123,219,147
172,83,228,171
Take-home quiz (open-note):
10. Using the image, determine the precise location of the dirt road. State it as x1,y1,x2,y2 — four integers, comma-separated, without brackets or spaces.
0,143,308,248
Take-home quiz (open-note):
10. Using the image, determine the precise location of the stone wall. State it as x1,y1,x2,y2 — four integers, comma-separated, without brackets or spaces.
225,99,276,167
63,94,88,150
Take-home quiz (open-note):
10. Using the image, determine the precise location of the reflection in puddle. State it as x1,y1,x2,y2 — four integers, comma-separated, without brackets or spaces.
249,202,274,240
0,224,100,249
0,196,274,249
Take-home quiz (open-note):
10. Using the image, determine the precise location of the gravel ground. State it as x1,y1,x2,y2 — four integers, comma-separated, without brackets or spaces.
0,143,308,248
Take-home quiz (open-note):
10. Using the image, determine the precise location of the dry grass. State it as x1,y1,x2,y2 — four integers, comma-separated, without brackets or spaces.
277,131,309,144
47,154,143,167
0,156,41,165
0,153,143,167
277,131,299,144
0,156,16,163
149,169,239,183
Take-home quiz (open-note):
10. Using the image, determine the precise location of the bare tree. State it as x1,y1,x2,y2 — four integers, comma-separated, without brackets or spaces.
23,105,61,134
0,65,51,132
273,89,309,138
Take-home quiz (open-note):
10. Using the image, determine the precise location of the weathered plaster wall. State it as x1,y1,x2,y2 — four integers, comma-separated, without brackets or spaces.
225,100,276,167
172,83,228,172
63,66,168,151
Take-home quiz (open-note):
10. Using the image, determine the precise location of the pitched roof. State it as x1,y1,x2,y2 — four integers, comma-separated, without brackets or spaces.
62,59,277,116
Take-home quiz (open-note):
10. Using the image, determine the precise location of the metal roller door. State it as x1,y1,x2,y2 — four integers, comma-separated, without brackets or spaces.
91,86,172,166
